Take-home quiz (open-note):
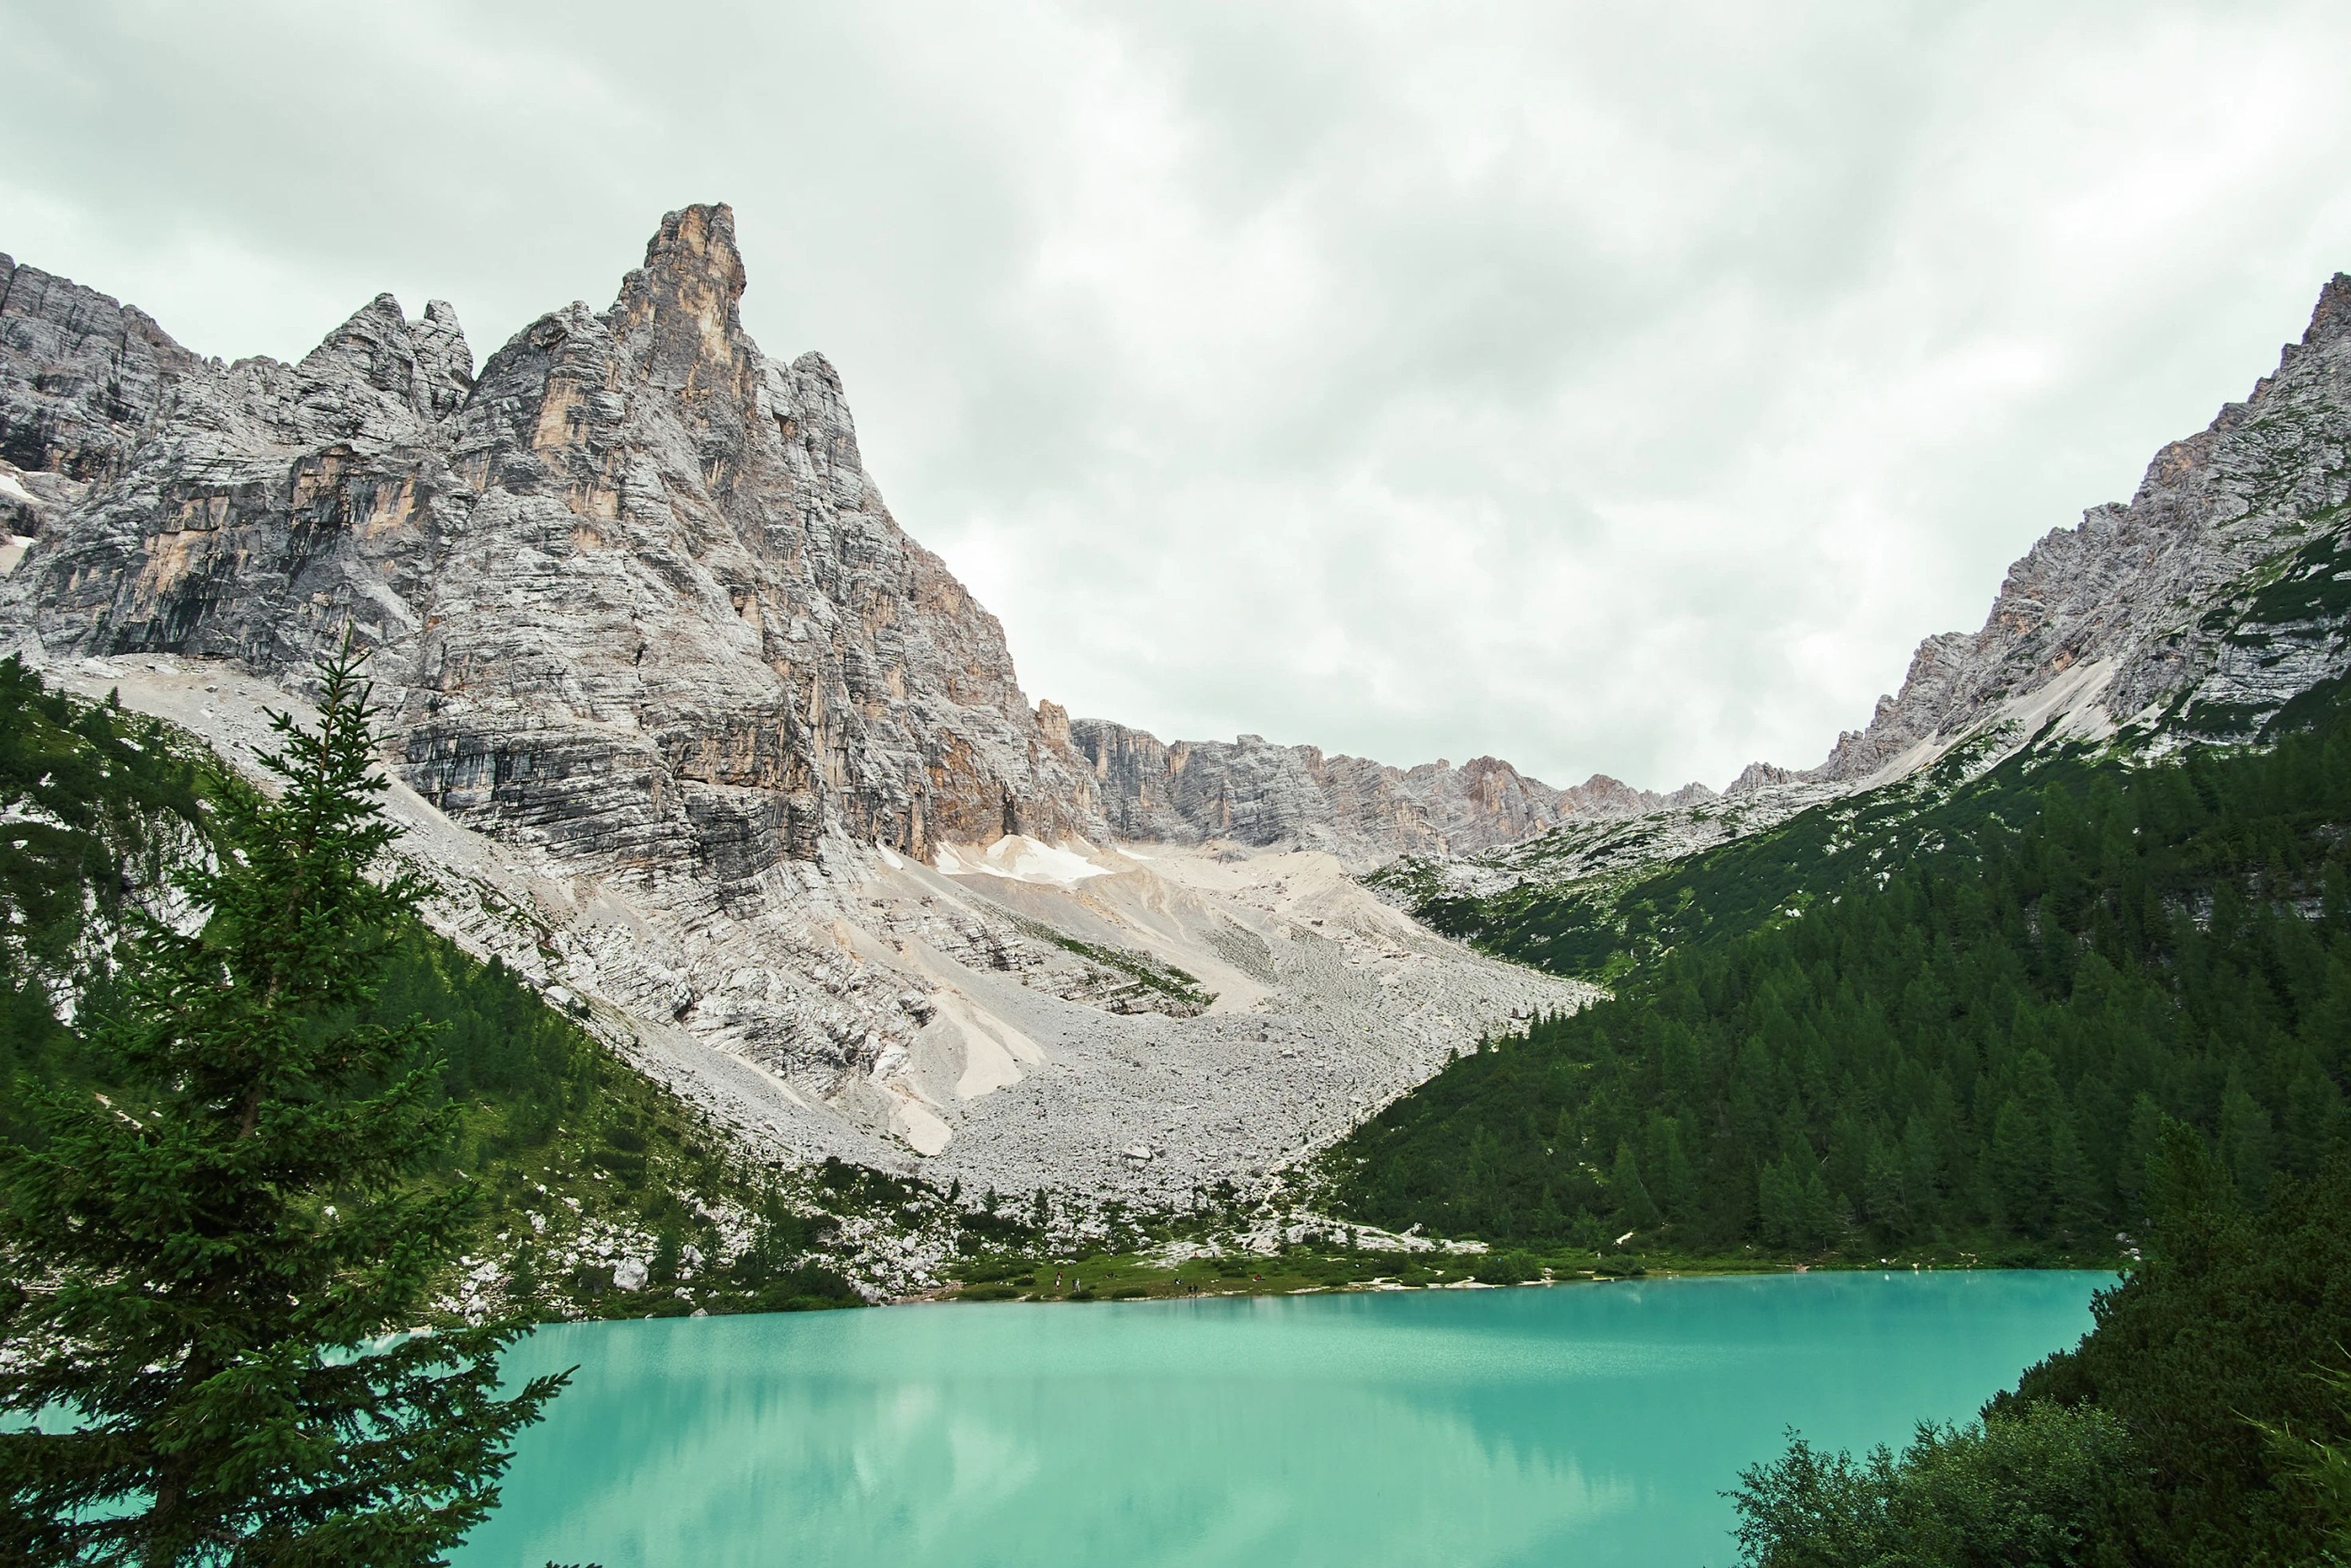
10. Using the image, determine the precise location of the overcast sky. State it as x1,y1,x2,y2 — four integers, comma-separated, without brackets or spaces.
9,2,2350,791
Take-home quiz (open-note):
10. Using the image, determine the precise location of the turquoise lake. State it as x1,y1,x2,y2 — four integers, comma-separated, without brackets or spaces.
456,1270,2107,1568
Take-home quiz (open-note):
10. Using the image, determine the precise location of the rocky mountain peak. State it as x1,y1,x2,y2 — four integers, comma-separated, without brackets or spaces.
2303,271,2351,349
411,299,475,419
592,203,762,464
774,349,865,476
298,291,474,421
617,204,749,354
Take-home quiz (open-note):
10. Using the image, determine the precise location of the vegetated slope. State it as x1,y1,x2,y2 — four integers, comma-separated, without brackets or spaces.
0,658,895,1320
1375,271,2351,956
1400,727,2019,985
1325,682,2351,1262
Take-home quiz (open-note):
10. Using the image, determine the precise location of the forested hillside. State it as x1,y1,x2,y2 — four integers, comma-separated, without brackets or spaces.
1329,685,2351,1261
0,659,869,1318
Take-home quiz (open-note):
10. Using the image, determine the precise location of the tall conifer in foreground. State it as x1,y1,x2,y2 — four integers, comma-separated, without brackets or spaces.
0,645,566,1566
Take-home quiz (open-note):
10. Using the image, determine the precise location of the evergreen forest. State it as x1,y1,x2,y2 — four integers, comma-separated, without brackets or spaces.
1330,681,2351,1262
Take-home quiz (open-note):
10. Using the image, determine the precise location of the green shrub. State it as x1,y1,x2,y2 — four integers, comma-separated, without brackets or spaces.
1732,1405,2136,1567
1472,1250,1541,1285
1737,1150,2351,1565
749,1262,860,1313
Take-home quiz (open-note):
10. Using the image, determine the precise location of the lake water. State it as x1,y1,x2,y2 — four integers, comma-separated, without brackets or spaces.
456,1270,2106,1568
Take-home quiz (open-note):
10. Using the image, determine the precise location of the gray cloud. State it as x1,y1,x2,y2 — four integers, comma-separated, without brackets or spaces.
7,0,2350,790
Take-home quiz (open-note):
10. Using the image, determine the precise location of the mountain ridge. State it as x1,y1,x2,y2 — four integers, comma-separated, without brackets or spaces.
1757,268,2351,791
1384,268,2351,920
0,204,1590,1192
0,208,1634,871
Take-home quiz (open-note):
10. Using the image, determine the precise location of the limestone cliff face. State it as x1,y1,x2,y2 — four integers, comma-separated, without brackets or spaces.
6,206,1100,899
0,253,201,485
0,255,205,536
1759,272,2351,789
0,209,1649,885
1069,718,1709,869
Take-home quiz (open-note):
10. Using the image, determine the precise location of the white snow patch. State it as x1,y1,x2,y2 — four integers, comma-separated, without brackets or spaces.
876,844,904,870
0,473,37,506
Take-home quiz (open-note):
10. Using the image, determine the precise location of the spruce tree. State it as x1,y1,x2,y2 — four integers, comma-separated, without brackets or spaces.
0,645,566,1566
1609,1141,1660,1228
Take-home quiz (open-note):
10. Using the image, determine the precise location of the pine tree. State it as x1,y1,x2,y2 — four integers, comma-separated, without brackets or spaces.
2116,1093,2167,1223
1791,1160,1838,1250
0,645,566,1566
1989,1095,2052,1237
2219,1071,2276,1207
1647,1112,1698,1215
1862,1131,1911,1241
2049,1112,2100,1239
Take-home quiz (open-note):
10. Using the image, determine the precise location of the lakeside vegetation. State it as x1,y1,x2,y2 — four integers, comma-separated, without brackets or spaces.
1734,1135,2351,1566
940,1240,1655,1304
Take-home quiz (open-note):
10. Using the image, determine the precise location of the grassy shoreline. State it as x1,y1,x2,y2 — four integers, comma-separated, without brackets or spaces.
924,1239,2123,1307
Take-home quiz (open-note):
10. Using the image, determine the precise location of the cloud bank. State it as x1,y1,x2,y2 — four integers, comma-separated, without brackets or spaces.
7,1,2350,790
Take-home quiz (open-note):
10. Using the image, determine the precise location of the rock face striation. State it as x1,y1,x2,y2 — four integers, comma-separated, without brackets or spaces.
0,255,204,539
0,253,201,485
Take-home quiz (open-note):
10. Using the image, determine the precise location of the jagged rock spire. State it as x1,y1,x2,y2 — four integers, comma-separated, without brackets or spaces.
2304,272,2351,348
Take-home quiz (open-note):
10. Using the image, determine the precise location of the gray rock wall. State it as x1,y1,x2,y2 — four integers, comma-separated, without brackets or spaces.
0,253,200,486
0,204,1696,888
4,205,1103,899
1069,716,1708,869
